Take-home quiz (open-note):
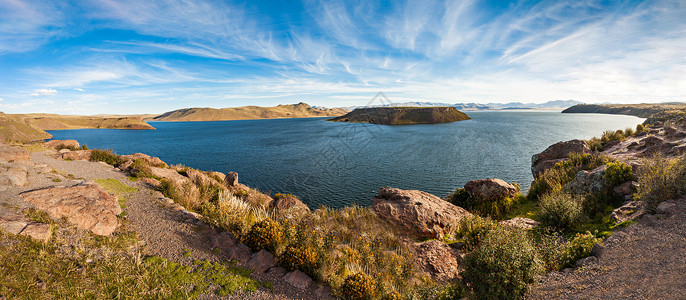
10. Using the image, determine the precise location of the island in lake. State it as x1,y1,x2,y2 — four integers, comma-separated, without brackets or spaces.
328,106,471,125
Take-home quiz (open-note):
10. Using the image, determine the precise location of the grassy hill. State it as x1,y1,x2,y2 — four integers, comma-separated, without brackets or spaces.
153,102,347,122
328,107,471,125
562,103,686,124
0,113,154,143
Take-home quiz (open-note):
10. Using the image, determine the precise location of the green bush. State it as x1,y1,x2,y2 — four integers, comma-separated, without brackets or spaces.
529,153,613,201
538,192,582,231
90,149,122,166
454,215,498,251
340,272,375,300
530,229,565,271
604,161,633,187
130,159,154,178
462,226,542,300
244,218,281,252
559,231,602,268
278,243,319,277
634,155,686,210
446,186,521,219
636,124,645,133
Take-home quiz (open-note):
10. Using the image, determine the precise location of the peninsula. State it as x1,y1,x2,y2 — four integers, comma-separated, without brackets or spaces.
153,102,347,122
328,106,471,125
562,103,686,124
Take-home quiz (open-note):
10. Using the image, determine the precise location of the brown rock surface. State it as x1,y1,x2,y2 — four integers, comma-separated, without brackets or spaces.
225,171,238,186
283,270,313,290
372,187,472,239
45,139,80,150
610,201,645,224
500,217,540,229
120,153,167,167
58,150,92,161
149,166,189,185
410,240,461,282
20,182,121,236
271,196,310,213
247,249,277,273
464,178,517,201
0,145,30,163
1,165,28,186
531,139,590,177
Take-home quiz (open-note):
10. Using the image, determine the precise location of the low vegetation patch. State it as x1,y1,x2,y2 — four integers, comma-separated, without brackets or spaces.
93,178,138,207
528,153,613,201
634,155,686,210
446,187,525,219
90,149,122,167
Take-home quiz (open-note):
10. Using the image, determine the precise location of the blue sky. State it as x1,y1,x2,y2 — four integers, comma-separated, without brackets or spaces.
0,0,684,114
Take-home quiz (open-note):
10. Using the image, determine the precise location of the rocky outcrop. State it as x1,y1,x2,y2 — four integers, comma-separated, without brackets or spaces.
564,165,607,194
329,106,471,125
409,240,462,282
45,139,80,150
20,182,121,236
610,201,645,224
372,187,472,239
464,178,517,201
0,165,28,187
225,171,238,187
57,150,92,161
500,217,540,229
0,144,30,163
0,214,53,242
531,139,590,177
271,196,310,215
120,153,167,168
149,167,189,185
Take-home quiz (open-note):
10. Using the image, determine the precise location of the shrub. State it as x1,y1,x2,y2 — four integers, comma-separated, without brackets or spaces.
528,153,613,201
273,193,297,200
90,149,122,166
604,161,633,187
636,124,645,133
244,218,281,252
454,215,497,251
446,187,521,219
634,155,686,210
279,243,319,276
201,190,270,237
623,127,635,136
538,192,582,231
530,229,565,271
130,159,154,178
462,226,542,299
559,231,602,268
340,272,375,300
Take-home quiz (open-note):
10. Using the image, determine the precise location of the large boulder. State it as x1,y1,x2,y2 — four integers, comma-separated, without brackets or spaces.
410,240,461,282
564,165,607,194
271,195,309,214
120,153,167,168
0,165,28,187
58,150,92,161
0,145,30,163
45,139,80,150
372,187,472,239
531,139,590,177
187,169,220,187
225,171,238,187
464,178,517,201
149,167,190,185
20,182,121,236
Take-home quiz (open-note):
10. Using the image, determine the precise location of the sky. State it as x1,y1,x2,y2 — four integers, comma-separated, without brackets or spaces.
0,0,684,115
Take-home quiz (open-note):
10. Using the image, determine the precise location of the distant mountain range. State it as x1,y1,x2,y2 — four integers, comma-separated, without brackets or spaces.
339,100,582,111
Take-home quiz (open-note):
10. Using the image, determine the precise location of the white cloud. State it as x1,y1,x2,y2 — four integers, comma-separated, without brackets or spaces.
30,88,57,96
74,88,85,92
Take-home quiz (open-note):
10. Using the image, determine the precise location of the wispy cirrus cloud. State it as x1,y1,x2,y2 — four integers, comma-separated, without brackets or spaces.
30,88,58,96
0,0,683,114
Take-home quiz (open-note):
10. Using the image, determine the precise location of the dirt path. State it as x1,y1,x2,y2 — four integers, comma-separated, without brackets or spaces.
2,148,318,299
530,199,686,299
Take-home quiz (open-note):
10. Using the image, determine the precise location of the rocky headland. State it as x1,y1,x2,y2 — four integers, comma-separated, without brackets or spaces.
563,103,686,125
328,106,471,125
152,102,347,122
2,109,686,299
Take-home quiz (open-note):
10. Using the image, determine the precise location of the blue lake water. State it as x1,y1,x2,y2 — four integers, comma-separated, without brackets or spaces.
48,111,643,208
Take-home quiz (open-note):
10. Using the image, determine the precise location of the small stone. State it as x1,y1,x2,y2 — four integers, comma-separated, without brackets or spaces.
266,266,287,278
0,220,28,234
575,256,598,268
226,243,251,264
211,231,237,250
590,243,604,259
19,223,52,242
656,201,677,215
247,249,276,273
283,270,313,290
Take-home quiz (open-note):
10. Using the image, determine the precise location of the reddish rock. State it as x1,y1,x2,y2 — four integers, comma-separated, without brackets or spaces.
45,139,80,150
20,223,52,242
532,139,590,177
372,187,472,239
1,166,28,186
225,171,239,187
227,243,252,264
464,178,518,201
210,171,226,182
410,240,461,282
118,159,134,171
20,182,121,236
149,167,189,185
0,145,30,163
0,219,28,235
59,150,92,161
610,201,645,224
140,177,161,189
211,231,237,250
271,196,310,213
120,153,167,167
283,270,313,290
187,169,219,186
247,249,277,273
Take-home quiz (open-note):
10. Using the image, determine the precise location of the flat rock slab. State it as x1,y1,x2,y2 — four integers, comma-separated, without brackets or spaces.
20,182,121,236
0,145,30,163
247,249,276,273
0,220,28,235
20,223,52,242
283,270,313,290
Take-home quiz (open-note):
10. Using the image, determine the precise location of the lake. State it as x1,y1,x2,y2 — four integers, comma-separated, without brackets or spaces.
48,111,643,208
